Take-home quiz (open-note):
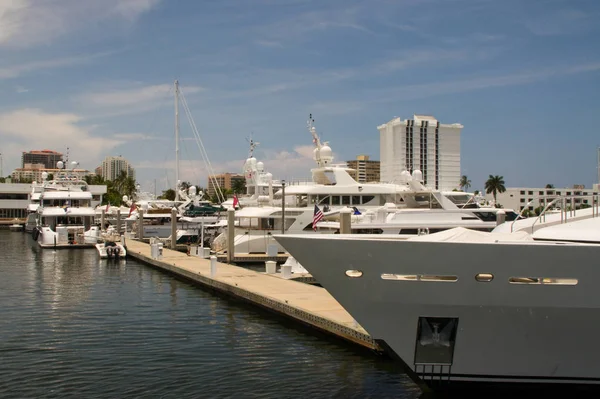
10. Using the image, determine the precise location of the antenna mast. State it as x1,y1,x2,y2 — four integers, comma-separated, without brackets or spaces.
174,80,180,201
308,114,324,167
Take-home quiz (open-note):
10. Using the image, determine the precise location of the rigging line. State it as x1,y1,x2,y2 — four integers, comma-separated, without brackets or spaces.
178,88,225,204
178,90,219,199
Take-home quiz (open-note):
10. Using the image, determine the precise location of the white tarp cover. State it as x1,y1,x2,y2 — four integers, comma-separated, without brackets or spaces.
408,227,533,243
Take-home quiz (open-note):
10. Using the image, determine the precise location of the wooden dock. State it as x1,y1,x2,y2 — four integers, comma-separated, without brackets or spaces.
125,239,380,351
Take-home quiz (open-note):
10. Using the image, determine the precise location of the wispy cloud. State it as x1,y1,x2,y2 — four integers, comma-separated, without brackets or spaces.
77,83,203,116
0,51,116,79
0,0,161,48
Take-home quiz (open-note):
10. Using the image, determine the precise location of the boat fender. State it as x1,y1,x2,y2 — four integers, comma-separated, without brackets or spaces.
107,246,113,257
114,247,120,257
32,228,40,241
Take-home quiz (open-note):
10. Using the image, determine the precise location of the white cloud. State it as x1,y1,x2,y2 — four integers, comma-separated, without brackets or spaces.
0,0,161,48
0,108,125,172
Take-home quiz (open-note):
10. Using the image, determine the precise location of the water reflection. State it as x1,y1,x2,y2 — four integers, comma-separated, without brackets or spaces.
0,230,420,398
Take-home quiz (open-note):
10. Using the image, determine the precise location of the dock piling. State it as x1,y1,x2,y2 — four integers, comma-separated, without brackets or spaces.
227,208,235,263
116,209,122,235
340,208,352,234
170,207,177,249
101,210,106,232
138,210,144,239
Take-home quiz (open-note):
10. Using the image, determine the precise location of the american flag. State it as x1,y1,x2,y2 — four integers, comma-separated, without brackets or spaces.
312,204,324,231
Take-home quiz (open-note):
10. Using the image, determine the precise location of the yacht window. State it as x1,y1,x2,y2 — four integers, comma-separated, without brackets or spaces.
341,196,351,205
260,218,275,230
331,196,340,205
345,270,363,278
351,196,361,205
475,273,494,282
309,196,317,205
317,195,330,205
361,195,375,205
273,218,296,231
295,195,308,207
381,274,458,282
509,277,577,285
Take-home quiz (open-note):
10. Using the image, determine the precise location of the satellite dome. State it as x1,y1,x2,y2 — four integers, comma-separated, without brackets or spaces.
412,170,423,182
56,161,64,169
265,172,273,181
256,161,264,172
122,195,128,202
41,172,48,180
320,144,333,164
71,161,78,168
189,186,197,195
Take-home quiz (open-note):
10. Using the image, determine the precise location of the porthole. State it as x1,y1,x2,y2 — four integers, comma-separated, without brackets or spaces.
345,270,363,278
475,273,494,282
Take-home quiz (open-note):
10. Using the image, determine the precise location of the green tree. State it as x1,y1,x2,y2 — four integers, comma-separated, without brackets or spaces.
0,177,5,183
232,178,246,194
161,189,176,201
545,183,554,189
459,175,471,192
485,175,506,206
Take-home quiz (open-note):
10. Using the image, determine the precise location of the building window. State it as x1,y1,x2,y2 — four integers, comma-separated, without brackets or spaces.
520,190,525,195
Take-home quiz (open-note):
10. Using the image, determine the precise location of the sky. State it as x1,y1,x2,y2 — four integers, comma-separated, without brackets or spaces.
0,0,599,194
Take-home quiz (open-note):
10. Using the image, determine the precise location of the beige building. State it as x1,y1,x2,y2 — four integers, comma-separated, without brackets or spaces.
207,173,245,197
486,185,596,212
11,164,92,183
100,156,135,181
346,155,380,183
21,150,63,169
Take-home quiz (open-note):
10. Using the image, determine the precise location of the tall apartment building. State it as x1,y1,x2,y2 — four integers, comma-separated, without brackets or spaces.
21,150,63,169
100,156,135,181
378,114,462,191
346,155,380,183
207,173,245,197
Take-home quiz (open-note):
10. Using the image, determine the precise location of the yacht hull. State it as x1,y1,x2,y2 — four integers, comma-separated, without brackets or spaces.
275,234,600,390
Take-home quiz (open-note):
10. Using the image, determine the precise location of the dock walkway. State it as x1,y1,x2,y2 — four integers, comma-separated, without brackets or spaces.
125,239,379,351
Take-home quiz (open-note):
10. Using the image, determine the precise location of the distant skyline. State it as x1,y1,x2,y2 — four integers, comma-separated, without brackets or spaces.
1,0,599,194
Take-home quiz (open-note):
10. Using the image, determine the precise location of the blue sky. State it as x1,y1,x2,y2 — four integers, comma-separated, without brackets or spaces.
1,0,599,193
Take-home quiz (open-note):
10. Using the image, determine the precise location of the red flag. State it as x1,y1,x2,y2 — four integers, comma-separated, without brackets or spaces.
233,195,239,209
128,203,136,217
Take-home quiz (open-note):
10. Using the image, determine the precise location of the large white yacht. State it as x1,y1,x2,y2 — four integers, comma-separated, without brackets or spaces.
275,211,600,391
211,115,459,255
32,161,100,248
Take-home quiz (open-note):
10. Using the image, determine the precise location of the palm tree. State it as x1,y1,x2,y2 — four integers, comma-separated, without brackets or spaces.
459,175,471,192
232,178,246,194
485,175,506,205
545,184,554,189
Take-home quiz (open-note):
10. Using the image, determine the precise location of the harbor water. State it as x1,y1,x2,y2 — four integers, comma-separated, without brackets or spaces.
0,231,420,398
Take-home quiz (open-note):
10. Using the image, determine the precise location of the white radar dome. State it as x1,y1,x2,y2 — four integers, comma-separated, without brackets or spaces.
412,170,423,182
56,161,64,169
122,195,128,202
41,172,48,180
256,161,264,172
189,186,197,196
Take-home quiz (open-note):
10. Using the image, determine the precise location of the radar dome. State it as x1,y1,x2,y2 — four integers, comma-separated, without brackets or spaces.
71,161,78,168
189,186,197,196
265,172,273,181
122,195,128,202
412,169,423,182
256,161,264,172
56,161,64,169
41,172,48,180
320,144,333,164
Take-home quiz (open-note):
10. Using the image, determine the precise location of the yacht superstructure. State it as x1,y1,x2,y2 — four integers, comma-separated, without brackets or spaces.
33,161,100,248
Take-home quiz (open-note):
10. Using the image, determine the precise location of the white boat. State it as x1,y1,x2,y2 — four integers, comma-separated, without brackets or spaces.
32,162,100,248
275,214,600,391
95,226,127,259
212,114,471,255
9,223,23,232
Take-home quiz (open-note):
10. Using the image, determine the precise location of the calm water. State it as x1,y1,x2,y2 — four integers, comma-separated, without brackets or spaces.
0,230,420,398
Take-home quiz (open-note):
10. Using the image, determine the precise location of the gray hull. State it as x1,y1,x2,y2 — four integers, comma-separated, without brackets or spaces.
275,234,600,388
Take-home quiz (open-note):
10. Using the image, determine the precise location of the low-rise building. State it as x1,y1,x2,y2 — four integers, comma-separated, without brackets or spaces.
485,185,596,212
11,165,92,183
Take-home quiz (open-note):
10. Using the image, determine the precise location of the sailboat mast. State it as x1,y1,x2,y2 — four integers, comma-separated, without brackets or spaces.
174,80,180,201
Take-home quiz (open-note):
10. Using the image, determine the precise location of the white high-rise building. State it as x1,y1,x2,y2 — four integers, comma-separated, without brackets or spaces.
378,114,462,191
100,156,135,182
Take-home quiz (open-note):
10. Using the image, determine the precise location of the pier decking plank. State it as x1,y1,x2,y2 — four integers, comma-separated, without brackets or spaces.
125,239,379,350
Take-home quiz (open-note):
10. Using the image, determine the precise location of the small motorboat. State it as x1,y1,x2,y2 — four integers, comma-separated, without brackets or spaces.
96,240,127,259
